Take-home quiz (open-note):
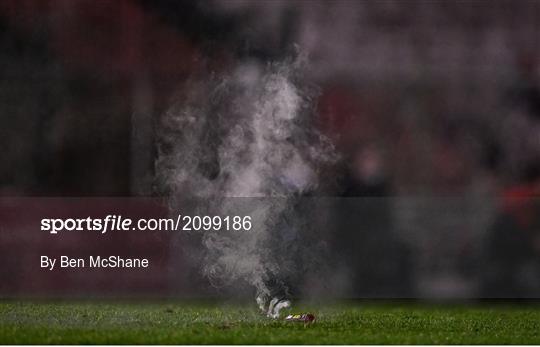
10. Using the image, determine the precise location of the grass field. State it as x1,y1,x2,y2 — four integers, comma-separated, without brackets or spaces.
1,301,540,344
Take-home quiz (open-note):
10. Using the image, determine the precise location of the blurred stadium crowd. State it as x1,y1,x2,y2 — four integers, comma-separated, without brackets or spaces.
1,0,539,298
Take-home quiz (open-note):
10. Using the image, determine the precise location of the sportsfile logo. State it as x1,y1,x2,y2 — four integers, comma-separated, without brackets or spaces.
40,214,253,234
41,215,134,234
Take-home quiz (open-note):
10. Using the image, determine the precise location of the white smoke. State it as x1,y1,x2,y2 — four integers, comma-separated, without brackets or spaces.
157,55,337,312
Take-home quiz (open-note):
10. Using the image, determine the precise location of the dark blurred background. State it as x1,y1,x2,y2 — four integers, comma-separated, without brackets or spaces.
1,0,540,298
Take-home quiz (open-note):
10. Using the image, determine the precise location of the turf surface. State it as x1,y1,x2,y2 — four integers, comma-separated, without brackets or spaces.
1,301,539,344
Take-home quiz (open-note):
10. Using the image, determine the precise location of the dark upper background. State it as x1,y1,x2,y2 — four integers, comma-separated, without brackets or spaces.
1,0,539,197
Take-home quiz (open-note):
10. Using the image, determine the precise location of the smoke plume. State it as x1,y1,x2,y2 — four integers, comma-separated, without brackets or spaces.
157,55,337,309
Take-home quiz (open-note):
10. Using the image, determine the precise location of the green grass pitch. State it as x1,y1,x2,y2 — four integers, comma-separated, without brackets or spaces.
1,301,539,344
